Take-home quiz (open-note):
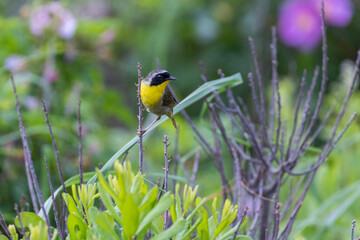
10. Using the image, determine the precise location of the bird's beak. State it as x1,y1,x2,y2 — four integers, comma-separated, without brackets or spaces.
167,76,177,81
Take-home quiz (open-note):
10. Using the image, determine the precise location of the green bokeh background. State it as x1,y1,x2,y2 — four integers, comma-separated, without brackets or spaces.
0,0,359,239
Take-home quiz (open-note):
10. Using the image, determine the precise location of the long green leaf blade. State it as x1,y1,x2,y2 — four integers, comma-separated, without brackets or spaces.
88,72,242,184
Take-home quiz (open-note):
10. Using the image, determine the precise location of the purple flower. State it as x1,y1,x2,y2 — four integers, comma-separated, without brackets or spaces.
23,96,40,110
278,0,322,52
29,2,77,40
315,0,353,27
4,55,27,72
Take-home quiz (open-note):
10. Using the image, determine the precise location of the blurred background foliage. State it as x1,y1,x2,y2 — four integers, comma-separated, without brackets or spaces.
0,0,359,239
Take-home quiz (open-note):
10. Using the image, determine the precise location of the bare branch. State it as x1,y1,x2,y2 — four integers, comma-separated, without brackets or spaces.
351,220,356,240
0,211,12,240
249,37,266,129
11,73,52,238
44,155,64,240
10,73,39,213
78,100,83,187
162,135,170,230
190,150,200,188
137,62,144,173
42,100,67,193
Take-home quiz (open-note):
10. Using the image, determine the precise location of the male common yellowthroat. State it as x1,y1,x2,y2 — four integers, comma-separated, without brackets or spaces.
139,69,178,135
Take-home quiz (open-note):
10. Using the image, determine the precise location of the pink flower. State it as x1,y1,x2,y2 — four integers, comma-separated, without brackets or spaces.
100,29,116,44
43,60,59,83
29,2,77,40
278,0,322,52
314,0,353,27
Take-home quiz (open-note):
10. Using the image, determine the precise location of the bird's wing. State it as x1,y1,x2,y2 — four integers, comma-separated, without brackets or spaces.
163,85,178,108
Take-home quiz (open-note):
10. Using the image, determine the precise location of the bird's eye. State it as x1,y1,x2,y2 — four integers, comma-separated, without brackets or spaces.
157,74,163,79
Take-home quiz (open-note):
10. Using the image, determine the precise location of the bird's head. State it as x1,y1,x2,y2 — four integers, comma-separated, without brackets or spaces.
143,69,176,86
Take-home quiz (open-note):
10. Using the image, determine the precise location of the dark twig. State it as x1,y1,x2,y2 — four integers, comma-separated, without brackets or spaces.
293,67,319,150
325,52,360,148
10,73,39,213
288,113,357,176
42,101,67,193
162,135,170,230
299,0,329,151
0,211,12,240
172,127,180,193
232,147,242,222
269,28,282,153
351,220,356,240
190,150,200,188
232,207,249,239
121,151,129,165
269,27,278,139
11,73,52,239
44,155,64,240
137,62,144,173
78,100,83,187
249,37,266,130
209,106,233,202
280,112,356,237
181,110,213,154
285,69,307,161
14,204,26,238
280,177,304,222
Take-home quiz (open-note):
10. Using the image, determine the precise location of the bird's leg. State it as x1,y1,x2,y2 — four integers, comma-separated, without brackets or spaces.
138,116,161,136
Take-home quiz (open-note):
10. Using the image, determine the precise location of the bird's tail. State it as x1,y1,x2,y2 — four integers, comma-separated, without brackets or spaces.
166,110,177,129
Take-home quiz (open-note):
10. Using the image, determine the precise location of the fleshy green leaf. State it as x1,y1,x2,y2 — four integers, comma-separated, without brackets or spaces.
14,212,45,229
122,194,139,238
88,207,120,240
152,218,186,240
98,184,122,225
151,215,165,235
67,213,88,240
136,192,173,235
43,172,95,216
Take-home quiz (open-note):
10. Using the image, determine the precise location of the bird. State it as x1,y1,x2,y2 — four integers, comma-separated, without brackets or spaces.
138,69,178,135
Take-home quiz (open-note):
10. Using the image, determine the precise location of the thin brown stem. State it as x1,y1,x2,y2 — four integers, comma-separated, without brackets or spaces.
137,62,144,173
78,100,83,187
42,100,67,193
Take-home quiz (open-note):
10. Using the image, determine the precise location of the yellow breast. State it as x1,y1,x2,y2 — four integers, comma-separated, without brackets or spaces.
140,81,170,108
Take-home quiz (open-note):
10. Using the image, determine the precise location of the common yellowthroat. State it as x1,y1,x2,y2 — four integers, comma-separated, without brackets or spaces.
139,69,178,135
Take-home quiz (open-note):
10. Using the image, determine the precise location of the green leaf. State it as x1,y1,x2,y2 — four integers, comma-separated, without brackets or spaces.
151,215,165,235
88,207,120,240
96,169,122,208
43,172,95,216
88,73,242,184
136,192,173,235
0,236,9,240
122,194,139,238
234,236,253,240
138,186,158,213
291,180,360,236
181,215,203,239
14,212,45,229
197,208,209,240
186,198,206,222
98,184,122,225
217,221,241,240
62,193,82,216
152,218,186,240
67,213,88,240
